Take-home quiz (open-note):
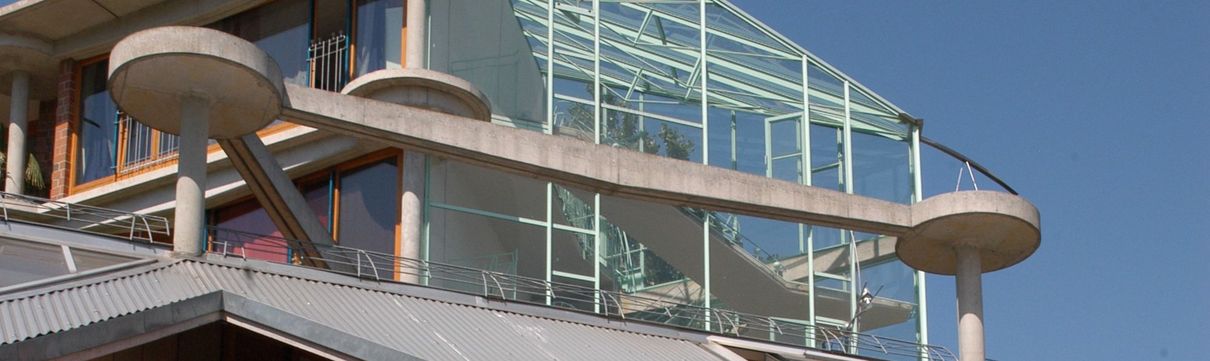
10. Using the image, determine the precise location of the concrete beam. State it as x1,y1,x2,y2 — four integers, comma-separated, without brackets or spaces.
281,84,914,237
217,135,333,267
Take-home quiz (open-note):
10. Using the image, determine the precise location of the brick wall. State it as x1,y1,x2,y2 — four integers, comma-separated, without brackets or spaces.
49,59,74,199
25,101,55,198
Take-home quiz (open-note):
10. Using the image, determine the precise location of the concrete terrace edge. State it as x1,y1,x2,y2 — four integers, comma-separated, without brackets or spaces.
107,26,284,139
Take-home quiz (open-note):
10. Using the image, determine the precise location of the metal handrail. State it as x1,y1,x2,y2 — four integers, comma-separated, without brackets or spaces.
920,136,1018,195
205,226,956,360
0,191,171,242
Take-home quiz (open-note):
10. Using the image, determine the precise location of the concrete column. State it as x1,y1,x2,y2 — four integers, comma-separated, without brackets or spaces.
955,246,985,361
173,96,210,256
5,71,29,194
405,0,427,69
400,150,424,283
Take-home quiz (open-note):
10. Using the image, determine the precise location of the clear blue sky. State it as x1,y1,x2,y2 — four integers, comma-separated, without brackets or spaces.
732,0,1210,359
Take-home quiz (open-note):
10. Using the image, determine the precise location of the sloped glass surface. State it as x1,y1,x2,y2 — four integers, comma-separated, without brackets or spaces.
0,237,138,288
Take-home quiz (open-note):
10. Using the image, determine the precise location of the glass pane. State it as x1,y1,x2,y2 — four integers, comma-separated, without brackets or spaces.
208,0,312,85
337,158,399,258
428,159,547,221
856,259,918,351
851,131,912,204
598,194,703,305
0,238,70,287
552,97,595,142
551,184,595,230
212,199,288,263
551,274,596,312
707,108,766,175
599,217,684,294
552,228,594,276
301,177,332,231
76,61,118,184
429,0,547,124
71,247,137,272
810,124,843,192
426,206,546,302
355,0,404,77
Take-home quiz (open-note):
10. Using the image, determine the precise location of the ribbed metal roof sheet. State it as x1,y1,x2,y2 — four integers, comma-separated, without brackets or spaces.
0,258,724,360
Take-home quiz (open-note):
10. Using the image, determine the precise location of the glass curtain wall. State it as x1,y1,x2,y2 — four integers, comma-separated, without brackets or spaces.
420,0,926,356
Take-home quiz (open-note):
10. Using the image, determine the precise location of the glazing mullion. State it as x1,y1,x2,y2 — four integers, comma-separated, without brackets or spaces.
912,124,928,358
802,54,816,345
698,0,711,331
843,81,858,354
592,0,601,144
546,0,555,134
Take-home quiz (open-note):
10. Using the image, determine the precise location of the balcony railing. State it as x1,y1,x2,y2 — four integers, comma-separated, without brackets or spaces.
0,191,171,242
206,226,957,361
307,32,350,92
116,113,180,176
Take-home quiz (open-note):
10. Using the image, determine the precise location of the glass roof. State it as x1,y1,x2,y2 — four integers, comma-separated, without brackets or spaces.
0,237,139,289
510,0,908,138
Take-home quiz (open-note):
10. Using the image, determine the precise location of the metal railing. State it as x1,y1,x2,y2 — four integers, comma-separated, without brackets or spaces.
207,226,955,360
0,191,171,242
116,113,180,176
308,32,350,92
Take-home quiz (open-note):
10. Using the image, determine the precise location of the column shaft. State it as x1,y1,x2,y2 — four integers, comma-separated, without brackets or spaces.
174,97,210,256
399,150,424,283
6,71,30,194
955,246,985,361
405,0,427,68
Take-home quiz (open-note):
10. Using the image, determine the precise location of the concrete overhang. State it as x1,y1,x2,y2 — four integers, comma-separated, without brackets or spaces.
0,32,55,98
897,191,1042,275
342,68,493,121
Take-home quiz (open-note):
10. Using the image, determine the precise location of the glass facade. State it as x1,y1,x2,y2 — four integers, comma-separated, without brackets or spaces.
417,0,930,356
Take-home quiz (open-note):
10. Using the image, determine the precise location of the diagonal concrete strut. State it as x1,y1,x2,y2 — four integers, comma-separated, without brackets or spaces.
217,135,332,268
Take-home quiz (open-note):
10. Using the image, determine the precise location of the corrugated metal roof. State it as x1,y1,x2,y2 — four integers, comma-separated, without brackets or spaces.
0,258,724,360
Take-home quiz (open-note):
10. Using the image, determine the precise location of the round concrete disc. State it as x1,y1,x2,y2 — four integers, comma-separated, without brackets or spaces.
897,191,1041,275
341,68,492,121
108,26,285,139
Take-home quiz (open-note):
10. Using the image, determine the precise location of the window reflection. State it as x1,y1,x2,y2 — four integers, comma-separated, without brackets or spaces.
212,199,288,263
336,158,399,256
76,61,117,184
208,0,312,85
354,0,404,77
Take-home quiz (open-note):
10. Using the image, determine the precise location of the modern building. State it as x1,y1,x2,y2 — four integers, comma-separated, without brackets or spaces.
0,1,1040,360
